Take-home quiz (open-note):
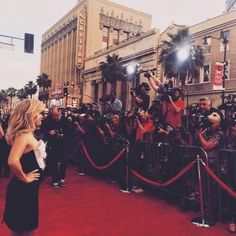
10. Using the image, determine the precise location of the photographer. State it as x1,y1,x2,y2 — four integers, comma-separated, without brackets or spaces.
146,71,173,103
104,114,126,138
128,110,154,192
144,71,184,128
164,87,185,129
41,107,70,188
100,91,122,120
105,91,123,117
189,97,219,145
130,82,150,112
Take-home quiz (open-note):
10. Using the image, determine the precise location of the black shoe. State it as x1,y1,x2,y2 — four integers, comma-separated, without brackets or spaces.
52,182,59,189
186,192,196,200
60,179,67,187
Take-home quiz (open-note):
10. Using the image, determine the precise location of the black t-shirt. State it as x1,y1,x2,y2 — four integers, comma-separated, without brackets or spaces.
137,93,150,111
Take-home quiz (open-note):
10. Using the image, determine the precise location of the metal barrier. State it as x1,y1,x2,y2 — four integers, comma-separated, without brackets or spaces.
77,137,236,226
78,137,129,190
208,148,236,221
130,141,236,226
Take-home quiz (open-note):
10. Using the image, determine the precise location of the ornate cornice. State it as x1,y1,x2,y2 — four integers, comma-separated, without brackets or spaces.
41,18,77,51
99,13,142,33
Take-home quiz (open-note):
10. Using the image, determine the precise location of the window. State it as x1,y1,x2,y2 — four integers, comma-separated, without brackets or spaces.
203,37,211,54
188,77,194,84
203,65,210,82
121,31,128,41
113,29,119,45
102,27,109,49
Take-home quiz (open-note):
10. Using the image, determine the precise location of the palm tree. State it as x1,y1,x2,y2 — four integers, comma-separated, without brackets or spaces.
6,87,17,109
0,89,8,108
99,53,124,94
36,73,52,104
159,27,204,94
24,81,37,99
16,88,28,100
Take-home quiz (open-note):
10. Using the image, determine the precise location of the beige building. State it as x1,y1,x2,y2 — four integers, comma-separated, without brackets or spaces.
83,28,159,110
41,0,236,109
40,0,152,90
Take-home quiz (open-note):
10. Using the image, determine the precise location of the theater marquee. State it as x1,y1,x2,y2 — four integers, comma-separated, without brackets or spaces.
77,7,86,69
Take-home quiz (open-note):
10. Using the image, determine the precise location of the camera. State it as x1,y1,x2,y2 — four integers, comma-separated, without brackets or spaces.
197,116,211,129
130,85,141,96
160,80,174,101
99,95,112,103
98,115,110,127
220,94,236,111
218,93,236,129
55,129,64,138
169,128,181,138
230,119,236,126
187,104,212,130
129,114,138,120
143,69,156,78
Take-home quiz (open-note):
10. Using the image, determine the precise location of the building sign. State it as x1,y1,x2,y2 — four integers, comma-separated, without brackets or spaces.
65,96,79,108
213,62,223,90
49,84,63,99
76,7,86,69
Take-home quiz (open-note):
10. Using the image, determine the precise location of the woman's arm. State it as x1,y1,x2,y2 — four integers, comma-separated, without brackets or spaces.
0,124,4,139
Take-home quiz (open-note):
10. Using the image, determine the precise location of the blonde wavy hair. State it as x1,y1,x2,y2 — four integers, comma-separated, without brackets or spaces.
6,99,45,145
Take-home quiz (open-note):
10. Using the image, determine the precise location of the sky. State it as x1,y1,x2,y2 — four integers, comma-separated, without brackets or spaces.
0,0,225,90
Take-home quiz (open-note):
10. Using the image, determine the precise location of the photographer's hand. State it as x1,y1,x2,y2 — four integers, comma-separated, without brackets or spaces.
133,94,143,104
130,90,136,97
168,96,182,113
49,130,57,136
106,101,111,107
158,127,168,134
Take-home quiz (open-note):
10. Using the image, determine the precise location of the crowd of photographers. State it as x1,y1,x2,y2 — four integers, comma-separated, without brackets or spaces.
1,71,236,180
1,71,236,228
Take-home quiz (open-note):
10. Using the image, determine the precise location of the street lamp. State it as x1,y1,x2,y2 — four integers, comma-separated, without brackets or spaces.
203,30,228,106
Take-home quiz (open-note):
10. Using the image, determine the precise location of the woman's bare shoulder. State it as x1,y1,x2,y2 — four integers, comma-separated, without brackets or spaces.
14,132,32,145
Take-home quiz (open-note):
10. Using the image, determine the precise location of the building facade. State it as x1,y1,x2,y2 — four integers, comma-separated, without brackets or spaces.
83,28,159,110
40,0,152,95
188,9,236,106
40,1,236,109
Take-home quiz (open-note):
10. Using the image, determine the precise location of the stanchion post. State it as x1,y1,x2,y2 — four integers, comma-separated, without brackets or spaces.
192,154,213,227
78,142,85,176
120,145,131,193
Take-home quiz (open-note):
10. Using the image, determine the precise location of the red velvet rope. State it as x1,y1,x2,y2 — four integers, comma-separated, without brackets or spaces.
203,164,236,199
82,144,126,170
131,161,195,187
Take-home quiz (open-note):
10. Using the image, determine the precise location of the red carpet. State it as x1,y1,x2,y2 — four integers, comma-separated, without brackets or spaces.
0,166,232,236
